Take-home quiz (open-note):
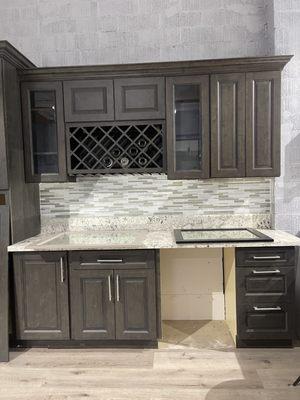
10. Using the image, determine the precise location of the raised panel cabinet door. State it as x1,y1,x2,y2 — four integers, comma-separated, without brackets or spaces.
166,75,210,179
13,252,70,340
246,71,281,177
63,80,114,122
211,73,246,178
69,268,115,340
115,269,157,340
21,81,67,182
114,77,165,120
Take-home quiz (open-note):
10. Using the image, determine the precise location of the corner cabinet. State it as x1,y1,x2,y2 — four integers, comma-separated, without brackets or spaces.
21,82,67,182
166,75,210,179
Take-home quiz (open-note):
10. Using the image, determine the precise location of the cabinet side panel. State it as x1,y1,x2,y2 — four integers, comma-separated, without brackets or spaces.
3,60,40,242
0,60,8,190
224,248,237,343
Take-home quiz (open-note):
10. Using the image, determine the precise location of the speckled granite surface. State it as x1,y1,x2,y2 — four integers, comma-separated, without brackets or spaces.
8,229,300,252
40,214,272,234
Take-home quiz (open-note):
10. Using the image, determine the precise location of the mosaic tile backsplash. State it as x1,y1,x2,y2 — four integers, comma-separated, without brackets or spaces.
40,174,272,222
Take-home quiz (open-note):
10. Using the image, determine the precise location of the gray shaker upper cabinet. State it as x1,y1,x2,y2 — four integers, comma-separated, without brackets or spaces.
63,79,114,122
246,71,281,177
21,81,67,182
210,73,246,178
166,75,210,179
114,77,165,120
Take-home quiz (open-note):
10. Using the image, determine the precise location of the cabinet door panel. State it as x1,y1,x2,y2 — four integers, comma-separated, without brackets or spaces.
70,268,115,340
64,80,114,122
166,75,209,179
246,71,281,177
115,269,156,340
211,73,245,177
114,77,165,120
13,253,69,340
21,81,67,182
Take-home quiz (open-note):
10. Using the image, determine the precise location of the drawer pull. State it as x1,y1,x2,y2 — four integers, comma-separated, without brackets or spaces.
60,257,65,283
80,259,123,266
253,306,282,311
252,255,281,260
108,275,112,302
116,274,120,302
252,269,281,275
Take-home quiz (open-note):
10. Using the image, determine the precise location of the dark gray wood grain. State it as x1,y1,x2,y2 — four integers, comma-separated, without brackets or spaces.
166,75,210,179
13,252,70,341
114,269,157,340
69,268,115,340
21,81,67,183
19,55,292,82
0,205,9,361
63,79,114,122
2,60,40,243
114,77,165,120
211,73,246,178
246,71,281,177
0,60,8,190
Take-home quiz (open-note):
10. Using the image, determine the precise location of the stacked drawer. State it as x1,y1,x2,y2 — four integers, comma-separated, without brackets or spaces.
236,247,296,346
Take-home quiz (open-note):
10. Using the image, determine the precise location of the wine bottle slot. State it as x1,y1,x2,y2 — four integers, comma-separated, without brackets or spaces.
102,157,113,168
138,157,147,166
129,147,138,156
137,138,147,148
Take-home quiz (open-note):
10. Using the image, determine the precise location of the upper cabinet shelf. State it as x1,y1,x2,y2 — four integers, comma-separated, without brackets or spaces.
19,55,291,182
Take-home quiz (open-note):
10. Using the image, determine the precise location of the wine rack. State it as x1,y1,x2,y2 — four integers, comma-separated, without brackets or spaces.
66,121,165,175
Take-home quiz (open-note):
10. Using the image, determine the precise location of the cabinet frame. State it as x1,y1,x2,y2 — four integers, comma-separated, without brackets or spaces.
21,81,67,182
166,75,210,179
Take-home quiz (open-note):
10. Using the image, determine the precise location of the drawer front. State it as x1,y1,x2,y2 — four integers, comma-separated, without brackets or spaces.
237,303,294,340
237,266,295,303
236,247,295,267
69,250,155,270
114,77,165,120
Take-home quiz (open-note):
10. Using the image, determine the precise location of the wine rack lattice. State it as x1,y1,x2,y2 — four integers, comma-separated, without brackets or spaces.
67,122,165,175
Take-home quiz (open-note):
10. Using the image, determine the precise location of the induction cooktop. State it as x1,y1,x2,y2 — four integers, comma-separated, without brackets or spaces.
174,228,274,243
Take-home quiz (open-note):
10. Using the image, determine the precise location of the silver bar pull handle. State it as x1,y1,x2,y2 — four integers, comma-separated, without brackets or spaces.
108,275,112,302
60,257,64,283
80,259,123,266
116,275,120,302
253,306,282,311
252,269,281,275
253,255,281,260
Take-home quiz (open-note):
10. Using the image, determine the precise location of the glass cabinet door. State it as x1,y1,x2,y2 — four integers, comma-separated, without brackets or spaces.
21,81,67,182
166,75,209,179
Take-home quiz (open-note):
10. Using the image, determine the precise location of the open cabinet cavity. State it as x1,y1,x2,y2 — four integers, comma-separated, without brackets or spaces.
159,248,234,349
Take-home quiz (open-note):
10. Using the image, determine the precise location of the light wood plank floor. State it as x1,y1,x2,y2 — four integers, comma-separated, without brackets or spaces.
1,321,300,400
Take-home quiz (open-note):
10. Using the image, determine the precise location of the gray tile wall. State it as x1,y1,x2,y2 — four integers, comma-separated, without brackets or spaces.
40,175,272,218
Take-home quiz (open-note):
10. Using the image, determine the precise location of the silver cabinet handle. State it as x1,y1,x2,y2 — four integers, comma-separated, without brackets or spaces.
60,257,64,283
253,306,282,311
116,274,120,302
253,255,281,260
80,259,123,266
108,275,112,302
252,269,281,274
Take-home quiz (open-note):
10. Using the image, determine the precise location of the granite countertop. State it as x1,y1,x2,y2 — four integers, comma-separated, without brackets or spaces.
7,229,300,252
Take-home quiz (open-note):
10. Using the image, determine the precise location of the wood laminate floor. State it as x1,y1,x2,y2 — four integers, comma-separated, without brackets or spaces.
1,321,300,399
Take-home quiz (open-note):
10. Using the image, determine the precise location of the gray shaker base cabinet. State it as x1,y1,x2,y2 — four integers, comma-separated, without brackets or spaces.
13,250,158,345
13,253,70,341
